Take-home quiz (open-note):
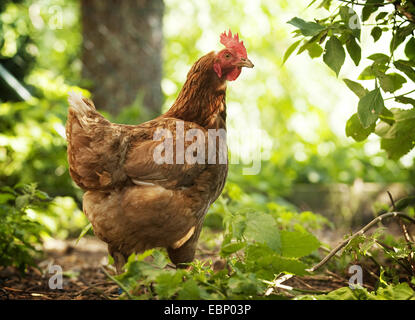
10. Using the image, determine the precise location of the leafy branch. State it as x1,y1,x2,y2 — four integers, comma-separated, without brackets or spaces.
308,210,415,272
286,0,415,160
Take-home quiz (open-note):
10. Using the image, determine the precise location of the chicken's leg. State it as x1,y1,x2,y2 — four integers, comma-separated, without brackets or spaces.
108,246,127,274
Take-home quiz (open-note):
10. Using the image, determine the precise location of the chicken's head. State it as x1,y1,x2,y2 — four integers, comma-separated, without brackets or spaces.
213,30,254,81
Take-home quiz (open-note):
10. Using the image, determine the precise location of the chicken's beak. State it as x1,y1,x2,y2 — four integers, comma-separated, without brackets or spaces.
237,57,254,68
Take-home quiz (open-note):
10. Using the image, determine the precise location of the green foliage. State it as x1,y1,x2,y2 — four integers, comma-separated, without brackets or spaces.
287,17,326,37
110,198,325,300
287,0,415,160
0,0,82,201
323,36,345,76
322,217,415,299
298,282,415,300
0,183,50,271
0,98,81,200
346,113,375,141
377,108,415,160
357,88,384,128
110,192,415,301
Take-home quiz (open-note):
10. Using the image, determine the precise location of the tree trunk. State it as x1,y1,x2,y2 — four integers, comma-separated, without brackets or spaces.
81,0,164,116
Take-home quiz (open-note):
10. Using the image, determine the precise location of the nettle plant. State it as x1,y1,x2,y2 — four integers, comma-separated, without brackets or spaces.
285,0,415,160
0,184,51,272
105,197,326,300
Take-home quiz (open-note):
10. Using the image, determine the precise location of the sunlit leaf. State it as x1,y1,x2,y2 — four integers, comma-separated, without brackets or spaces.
220,241,246,256
367,53,389,65
282,39,302,64
244,212,281,253
405,38,415,61
357,88,384,128
280,230,320,258
378,73,407,93
394,60,415,82
361,0,383,22
307,42,324,58
380,109,415,160
343,79,368,98
346,37,361,66
346,113,375,142
323,36,345,76
371,27,382,42
287,17,325,37
395,96,415,107
358,66,376,80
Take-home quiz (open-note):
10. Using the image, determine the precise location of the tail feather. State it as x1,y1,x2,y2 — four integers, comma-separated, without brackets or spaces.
68,91,93,116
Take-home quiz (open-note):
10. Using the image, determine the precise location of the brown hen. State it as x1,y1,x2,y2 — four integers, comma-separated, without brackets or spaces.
66,30,253,272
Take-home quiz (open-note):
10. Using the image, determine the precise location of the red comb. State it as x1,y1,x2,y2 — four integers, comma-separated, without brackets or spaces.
220,30,247,58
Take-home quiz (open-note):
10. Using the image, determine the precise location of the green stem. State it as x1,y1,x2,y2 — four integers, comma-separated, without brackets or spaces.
384,89,415,100
101,267,134,299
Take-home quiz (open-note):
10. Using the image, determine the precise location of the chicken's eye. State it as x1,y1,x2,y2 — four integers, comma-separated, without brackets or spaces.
224,53,232,59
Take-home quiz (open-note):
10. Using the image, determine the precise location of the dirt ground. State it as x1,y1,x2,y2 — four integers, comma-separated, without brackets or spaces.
0,237,119,300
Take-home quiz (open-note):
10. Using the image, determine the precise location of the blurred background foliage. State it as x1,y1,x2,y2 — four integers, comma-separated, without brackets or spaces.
0,0,414,269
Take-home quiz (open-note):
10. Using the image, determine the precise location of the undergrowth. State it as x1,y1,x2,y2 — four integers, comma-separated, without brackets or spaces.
105,189,415,300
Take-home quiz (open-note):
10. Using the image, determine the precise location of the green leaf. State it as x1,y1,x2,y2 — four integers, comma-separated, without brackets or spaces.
154,271,184,299
244,212,281,253
323,36,345,76
299,287,374,300
393,108,415,121
395,96,415,107
375,121,393,139
346,113,375,142
299,283,414,300
371,27,382,42
271,255,309,275
367,53,389,65
379,109,415,160
318,0,333,11
220,241,246,256
394,196,415,211
152,250,168,268
246,244,309,277
376,283,415,300
375,12,388,21
287,17,326,37
307,42,323,58
282,39,302,64
358,66,376,80
357,88,384,128
394,60,415,82
307,0,318,8
391,25,415,52
75,223,92,246
297,34,321,55
346,37,361,66
405,38,415,61
0,193,15,204
280,230,320,258
15,194,30,210
177,279,210,300
34,190,50,200
362,0,383,22
378,73,407,93
343,79,367,98
228,272,264,295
